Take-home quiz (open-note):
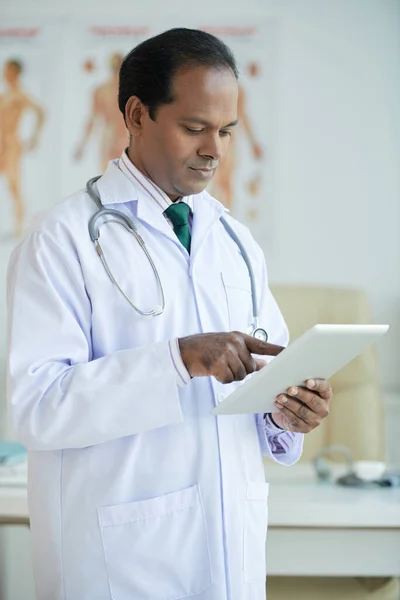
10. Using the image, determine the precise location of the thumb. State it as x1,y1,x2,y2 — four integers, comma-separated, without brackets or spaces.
255,358,267,371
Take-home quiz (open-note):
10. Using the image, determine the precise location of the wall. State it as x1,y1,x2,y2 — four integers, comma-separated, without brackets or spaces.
0,1,399,599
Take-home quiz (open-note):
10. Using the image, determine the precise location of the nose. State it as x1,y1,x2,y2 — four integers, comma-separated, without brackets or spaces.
198,133,223,162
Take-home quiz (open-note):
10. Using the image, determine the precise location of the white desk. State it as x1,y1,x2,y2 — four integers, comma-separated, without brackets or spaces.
265,463,400,577
1,465,399,576
0,485,29,526
0,466,29,526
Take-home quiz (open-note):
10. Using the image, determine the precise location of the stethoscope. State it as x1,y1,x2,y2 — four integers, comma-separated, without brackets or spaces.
86,176,269,342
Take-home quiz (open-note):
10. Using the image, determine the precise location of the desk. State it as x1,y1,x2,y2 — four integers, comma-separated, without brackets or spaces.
0,484,29,526
265,463,400,577
1,465,399,576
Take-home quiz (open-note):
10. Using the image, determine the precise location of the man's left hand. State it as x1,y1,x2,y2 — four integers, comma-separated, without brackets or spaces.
271,379,332,433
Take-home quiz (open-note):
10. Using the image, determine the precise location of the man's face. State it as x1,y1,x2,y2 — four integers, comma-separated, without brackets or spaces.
128,66,239,199
4,62,19,85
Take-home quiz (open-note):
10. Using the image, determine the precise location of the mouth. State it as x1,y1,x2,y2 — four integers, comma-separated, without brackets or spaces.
189,167,216,179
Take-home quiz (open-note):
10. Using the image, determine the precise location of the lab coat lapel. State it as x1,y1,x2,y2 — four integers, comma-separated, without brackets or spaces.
95,161,227,254
190,192,227,268
135,194,178,246
95,161,137,206
95,160,179,248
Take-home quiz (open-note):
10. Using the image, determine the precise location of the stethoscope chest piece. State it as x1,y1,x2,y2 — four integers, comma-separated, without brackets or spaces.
253,328,269,343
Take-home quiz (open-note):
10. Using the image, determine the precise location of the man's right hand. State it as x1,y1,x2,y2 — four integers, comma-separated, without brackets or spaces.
178,331,284,384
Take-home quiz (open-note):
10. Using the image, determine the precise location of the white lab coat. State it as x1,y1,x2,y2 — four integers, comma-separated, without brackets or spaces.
7,160,302,600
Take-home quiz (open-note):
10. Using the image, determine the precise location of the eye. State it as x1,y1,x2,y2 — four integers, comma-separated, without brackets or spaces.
185,127,203,134
220,130,232,137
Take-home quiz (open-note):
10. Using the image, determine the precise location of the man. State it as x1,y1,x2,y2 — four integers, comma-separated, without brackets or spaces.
0,59,45,237
7,28,331,600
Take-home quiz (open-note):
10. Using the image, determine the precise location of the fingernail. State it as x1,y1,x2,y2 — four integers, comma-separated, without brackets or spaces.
307,380,315,388
289,387,298,396
278,395,287,403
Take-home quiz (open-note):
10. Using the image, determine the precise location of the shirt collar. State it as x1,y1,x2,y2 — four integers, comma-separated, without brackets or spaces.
118,149,194,213
95,153,228,225
93,154,229,261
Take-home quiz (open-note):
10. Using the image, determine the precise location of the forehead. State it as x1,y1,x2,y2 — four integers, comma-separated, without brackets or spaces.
5,62,18,73
168,66,239,120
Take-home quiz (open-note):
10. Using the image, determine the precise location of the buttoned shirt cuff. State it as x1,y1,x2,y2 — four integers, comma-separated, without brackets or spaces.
168,338,191,388
264,412,285,433
256,413,304,465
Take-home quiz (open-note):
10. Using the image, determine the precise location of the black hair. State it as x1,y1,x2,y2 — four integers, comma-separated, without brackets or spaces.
118,27,238,121
6,59,23,74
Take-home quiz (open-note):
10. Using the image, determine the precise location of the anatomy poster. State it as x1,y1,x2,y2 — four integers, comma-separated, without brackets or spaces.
162,20,276,249
0,21,60,438
60,21,155,197
0,18,277,435
0,22,59,242
203,23,275,244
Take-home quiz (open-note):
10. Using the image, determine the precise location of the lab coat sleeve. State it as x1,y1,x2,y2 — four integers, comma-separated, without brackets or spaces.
254,249,303,466
168,339,191,387
7,231,184,451
256,414,304,465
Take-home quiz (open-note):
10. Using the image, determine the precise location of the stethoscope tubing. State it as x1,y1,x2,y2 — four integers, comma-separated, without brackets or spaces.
86,176,267,340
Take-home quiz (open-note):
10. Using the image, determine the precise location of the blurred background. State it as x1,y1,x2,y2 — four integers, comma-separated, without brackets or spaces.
0,0,399,599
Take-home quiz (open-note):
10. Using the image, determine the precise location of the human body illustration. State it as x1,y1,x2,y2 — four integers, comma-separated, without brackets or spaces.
0,59,45,237
74,53,128,171
209,83,263,210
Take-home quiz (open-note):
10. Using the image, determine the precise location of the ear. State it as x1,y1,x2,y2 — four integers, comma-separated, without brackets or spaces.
125,96,146,136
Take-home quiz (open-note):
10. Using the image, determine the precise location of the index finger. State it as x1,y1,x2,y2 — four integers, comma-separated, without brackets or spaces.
242,333,285,357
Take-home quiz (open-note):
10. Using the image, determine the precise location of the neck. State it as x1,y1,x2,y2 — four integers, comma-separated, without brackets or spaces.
126,147,180,202
126,147,150,181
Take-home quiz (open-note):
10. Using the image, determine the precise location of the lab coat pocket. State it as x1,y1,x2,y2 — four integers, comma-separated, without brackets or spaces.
243,481,269,584
98,484,212,600
221,272,252,332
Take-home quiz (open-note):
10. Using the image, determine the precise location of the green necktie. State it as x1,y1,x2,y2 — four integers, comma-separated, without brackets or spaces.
164,202,191,253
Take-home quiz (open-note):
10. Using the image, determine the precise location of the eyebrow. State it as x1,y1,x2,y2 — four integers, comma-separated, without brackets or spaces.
182,117,238,128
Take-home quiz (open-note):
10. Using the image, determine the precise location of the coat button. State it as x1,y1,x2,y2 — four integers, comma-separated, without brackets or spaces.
218,393,226,403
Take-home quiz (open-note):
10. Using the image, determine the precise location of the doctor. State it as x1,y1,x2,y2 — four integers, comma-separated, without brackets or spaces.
7,28,332,600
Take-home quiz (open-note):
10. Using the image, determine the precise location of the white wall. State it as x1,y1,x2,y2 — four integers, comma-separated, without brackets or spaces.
0,1,399,599
268,0,400,394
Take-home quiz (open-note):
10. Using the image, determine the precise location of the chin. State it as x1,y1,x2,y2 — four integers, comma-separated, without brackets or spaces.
176,180,210,198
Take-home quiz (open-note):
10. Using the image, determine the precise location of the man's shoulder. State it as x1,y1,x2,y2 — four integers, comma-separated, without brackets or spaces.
211,203,262,256
220,212,252,240
201,190,251,235
20,188,95,252
201,190,266,268
30,189,93,233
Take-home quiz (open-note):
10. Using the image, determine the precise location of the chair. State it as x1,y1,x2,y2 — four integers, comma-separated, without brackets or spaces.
270,285,385,462
265,285,397,600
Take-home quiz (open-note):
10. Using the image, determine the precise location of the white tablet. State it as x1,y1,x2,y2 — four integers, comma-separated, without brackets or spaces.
211,324,389,416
